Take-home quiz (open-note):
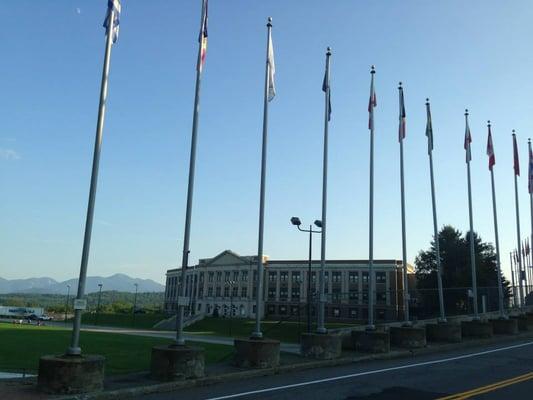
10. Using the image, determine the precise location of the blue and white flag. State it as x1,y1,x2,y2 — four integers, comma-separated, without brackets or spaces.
103,0,121,43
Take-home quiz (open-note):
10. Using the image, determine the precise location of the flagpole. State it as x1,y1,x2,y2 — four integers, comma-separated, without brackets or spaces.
317,47,331,334
176,0,207,345
464,109,479,320
487,121,505,318
67,3,118,355
510,252,517,307
529,138,533,300
426,99,446,322
368,66,376,330
398,83,410,325
251,17,274,339
512,131,525,310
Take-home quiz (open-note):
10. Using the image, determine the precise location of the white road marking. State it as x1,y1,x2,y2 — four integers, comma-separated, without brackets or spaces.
204,340,533,400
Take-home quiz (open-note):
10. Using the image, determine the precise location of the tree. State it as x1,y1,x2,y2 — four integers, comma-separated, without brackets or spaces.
414,225,511,317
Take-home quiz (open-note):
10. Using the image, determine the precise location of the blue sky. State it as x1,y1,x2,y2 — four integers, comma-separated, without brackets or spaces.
2,0,533,285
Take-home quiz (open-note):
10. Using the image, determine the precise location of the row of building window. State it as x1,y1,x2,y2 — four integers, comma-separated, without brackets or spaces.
267,271,387,284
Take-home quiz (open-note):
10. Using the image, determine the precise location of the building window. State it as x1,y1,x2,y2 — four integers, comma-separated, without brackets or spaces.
311,272,317,283
216,272,222,282
349,272,359,284
349,308,358,318
280,288,288,300
269,272,277,282
233,270,239,281
198,287,204,298
252,286,257,298
267,305,275,315
280,271,288,282
199,272,204,283
377,292,386,304
349,290,359,301
291,271,301,282
253,305,257,313
362,292,368,304
197,303,202,311
376,272,386,284
279,305,287,315
253,271,258,282
324,272,329,282
207,287,213,297
362,272,369,284
215,287,221,297
332,271,341,283
208,272,214,283
377,309,386,320
291,287,300,300
268,288,276,299
241,287,247,298
232,286,238,297
332,307,341,318
225,271,231,282
291,306,299,315
242,271,248,282
224,287,230,297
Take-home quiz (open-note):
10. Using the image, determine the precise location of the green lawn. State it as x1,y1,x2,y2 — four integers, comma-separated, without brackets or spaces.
79,312,166,330
185,317,355,343
0,322,232,375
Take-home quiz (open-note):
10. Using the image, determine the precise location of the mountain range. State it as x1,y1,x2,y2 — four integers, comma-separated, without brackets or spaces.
0,274,165,294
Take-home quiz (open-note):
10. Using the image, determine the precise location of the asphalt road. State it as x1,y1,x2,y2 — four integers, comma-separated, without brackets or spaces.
133,339,533,400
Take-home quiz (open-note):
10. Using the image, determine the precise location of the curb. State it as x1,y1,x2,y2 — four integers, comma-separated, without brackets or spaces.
61,330,533,400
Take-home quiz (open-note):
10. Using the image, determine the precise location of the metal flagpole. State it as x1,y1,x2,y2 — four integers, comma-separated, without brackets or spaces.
512,131,525,310
367,66,376,330
426,99,446,322
176,0,208,345
67,0,119,356
398,83,410,325
317,47,331,334
252,17,275,338
487,121,505,318
464,109,479,319
510,252,517,307
528,138,533,299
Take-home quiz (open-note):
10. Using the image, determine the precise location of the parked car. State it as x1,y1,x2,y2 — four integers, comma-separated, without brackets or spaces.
39,315,52,321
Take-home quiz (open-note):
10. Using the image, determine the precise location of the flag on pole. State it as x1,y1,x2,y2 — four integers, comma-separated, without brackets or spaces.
464,111,472,162
487,122,495,170
529,140,533,193
322,65,331,121
197,0,209,73
398,83,406,141
368,66,377,130
513,132,520,176
267,28,276,102
103,0,121,43
425,99,433,154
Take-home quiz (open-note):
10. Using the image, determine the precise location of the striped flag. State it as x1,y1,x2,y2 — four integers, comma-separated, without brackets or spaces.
398,83,406,141
197,0,208,73
486,122,495,170
103,0,121,43
267,28,276,102
322,64,331,121
368,67,377,130
464,111,472,163
513,132,520,176
425,99,433,154
529,140,533,193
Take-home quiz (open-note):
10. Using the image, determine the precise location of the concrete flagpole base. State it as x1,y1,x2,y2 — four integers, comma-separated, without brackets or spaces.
150,345,204,381
38,354,105,394
300,333,342,359
352,329,390,353
461,320,493,338
390,326,427,349
489,318,518,335
233,338,280,368
425,322,462,343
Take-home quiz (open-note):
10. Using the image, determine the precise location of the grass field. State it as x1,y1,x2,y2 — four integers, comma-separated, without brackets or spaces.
0,322,232,375
79,312,166,330
185,317,355,343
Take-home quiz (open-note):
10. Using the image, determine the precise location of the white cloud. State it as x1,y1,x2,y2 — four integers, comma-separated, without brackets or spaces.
0,148,20,160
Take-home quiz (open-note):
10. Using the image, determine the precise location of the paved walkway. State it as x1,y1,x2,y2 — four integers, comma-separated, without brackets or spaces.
47,322,301,354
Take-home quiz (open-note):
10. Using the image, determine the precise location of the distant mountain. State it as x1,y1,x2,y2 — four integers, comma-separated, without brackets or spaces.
0,274,164,294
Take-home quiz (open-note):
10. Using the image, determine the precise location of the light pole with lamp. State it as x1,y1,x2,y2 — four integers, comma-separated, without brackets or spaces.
95,283,103,326
290,217,322,333
133,283,139,327
64,284,71,325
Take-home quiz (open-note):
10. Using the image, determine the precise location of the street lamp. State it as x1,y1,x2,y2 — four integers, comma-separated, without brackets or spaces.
64,284,71,324
95,283,103,326
290,217,322,333
133,283,139,328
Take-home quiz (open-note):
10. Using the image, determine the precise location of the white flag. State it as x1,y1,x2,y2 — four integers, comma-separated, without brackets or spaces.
267,30,276,102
